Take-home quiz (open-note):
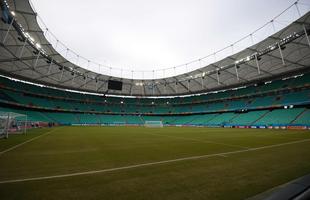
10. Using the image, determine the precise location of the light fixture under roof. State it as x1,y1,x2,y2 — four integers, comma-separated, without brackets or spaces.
135,82,143,86
35,43,41,48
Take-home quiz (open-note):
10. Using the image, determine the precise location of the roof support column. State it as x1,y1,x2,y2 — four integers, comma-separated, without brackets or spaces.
175,82,178,93
216,70,220,85
83,76,87,88
47,59,53,75
55,40,59,49
271,20,276,32
295,2,310,47
278,43,285,65
59,68,64,81
71,73,75,85
86,60,89,70
76,55,80,66
254,53,261,74
234,63,239,81
164,83,167,94
95,80,99,91
250,34,254,45
65,48,69,58
33,53,40,68
130,84,133,96
302,25,310,48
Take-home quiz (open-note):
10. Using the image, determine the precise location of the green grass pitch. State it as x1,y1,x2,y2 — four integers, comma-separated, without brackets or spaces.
0,126,310,200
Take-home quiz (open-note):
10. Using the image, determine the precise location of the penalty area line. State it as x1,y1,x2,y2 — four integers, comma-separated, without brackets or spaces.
0,138,309,184
0,128,61,156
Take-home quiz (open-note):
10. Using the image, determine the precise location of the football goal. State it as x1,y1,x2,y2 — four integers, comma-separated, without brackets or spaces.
0,111,28,139
144,121,163,128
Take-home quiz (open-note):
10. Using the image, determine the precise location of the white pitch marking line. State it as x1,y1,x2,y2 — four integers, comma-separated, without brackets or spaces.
0,138,309,184
0,128,60,156
142,132,250,149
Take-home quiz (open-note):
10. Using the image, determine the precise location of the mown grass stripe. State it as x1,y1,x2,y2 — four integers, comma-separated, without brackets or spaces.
0,138,309,184
0,128,60,156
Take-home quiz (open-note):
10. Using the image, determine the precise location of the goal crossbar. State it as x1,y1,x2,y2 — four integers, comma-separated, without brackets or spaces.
144,121,163,128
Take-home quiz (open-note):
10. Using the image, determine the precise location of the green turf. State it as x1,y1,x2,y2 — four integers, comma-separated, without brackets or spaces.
0,126,310,200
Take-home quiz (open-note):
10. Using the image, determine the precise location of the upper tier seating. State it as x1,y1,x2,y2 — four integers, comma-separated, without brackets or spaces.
0,73,309,106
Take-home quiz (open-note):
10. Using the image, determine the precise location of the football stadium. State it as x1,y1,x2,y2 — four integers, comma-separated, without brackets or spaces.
0,0,310,199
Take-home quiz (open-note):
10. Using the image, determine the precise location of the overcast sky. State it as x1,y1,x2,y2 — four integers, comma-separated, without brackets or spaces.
30,0,308,78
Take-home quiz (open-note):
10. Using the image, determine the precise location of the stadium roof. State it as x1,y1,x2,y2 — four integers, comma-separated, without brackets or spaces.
0,0,310,97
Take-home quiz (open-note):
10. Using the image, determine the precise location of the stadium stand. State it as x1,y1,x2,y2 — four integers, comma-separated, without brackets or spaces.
0,73,308,127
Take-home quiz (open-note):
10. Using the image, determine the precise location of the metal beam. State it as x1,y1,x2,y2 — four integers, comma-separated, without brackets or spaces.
248,47,308,68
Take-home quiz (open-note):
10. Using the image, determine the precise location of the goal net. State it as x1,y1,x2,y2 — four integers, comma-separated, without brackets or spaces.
144,121,163,128
0,111,28,139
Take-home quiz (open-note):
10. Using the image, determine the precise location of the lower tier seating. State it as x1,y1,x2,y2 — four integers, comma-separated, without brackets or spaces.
1,106,308,126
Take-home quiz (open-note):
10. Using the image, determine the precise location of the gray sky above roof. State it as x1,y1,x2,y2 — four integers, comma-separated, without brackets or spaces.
31,0,305,76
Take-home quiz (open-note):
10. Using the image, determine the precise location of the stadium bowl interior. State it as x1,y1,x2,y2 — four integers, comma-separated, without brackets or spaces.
0,0,310,199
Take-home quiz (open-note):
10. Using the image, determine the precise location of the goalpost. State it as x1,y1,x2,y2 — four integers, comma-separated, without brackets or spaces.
144,121,163,128
0,111,28,139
